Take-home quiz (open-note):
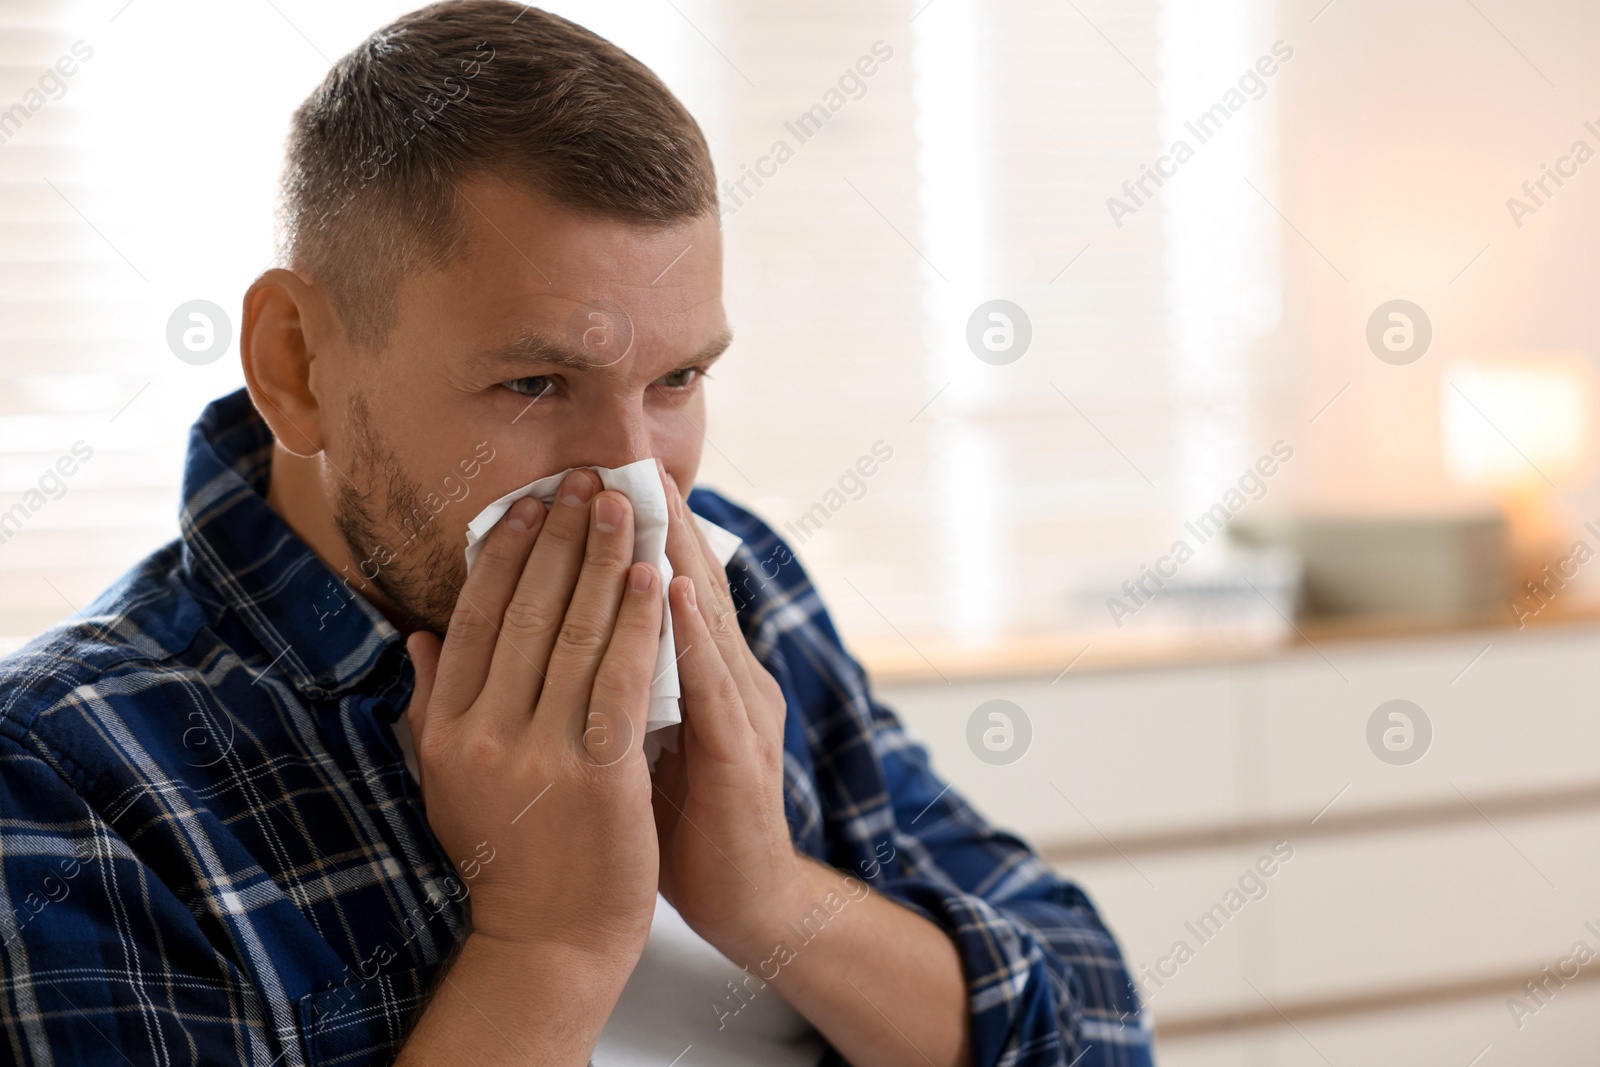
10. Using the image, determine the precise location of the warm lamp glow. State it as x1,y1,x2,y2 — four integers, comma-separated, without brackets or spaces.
1442,352,1597,601
1441,352,1597,492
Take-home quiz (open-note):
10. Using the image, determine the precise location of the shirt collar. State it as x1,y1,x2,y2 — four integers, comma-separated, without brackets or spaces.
180,388,407,706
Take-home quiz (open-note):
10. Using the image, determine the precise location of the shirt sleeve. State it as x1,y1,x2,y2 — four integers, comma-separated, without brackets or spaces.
707,490,1153,1066
0,733,287,1066
865,698,1155,1067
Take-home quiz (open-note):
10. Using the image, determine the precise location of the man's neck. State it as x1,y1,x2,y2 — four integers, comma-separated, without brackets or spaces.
264,442,411,631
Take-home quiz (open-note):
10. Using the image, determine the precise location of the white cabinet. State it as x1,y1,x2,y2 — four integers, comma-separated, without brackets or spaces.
873,623,1600,1064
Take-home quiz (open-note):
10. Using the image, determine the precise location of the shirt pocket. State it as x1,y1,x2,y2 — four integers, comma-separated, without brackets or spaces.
296,959,445,1065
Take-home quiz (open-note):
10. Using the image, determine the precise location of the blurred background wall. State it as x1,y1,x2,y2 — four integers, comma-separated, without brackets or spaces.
2,0,1599,1061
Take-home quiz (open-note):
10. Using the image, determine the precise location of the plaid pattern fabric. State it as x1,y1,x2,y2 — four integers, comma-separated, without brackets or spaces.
0,389,1153,1066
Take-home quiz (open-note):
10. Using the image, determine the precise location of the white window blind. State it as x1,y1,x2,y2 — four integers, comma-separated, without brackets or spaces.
0,0,1281,658
705,0,1282,652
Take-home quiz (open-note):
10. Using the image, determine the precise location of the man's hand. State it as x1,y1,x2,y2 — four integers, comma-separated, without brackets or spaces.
395,470,662,1066
649,466,974,1067
650,463,806,949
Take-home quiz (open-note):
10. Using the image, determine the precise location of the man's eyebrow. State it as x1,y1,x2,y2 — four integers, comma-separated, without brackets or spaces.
468,327,734,373
467,332,603,372
693,328,735,365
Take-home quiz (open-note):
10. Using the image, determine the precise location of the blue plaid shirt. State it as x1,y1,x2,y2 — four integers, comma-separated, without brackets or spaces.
0,389,1152,1066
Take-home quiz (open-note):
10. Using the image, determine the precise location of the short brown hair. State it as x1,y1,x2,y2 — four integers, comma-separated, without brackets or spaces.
278,0,717,348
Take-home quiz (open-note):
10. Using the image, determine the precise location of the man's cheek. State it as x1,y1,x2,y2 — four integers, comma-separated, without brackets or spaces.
649,401,705,486
473,466,554,509
422,507,474,571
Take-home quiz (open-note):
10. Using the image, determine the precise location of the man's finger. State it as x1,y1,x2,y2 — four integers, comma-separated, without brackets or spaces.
431,496,545,718
668,575,755,758
680,493,773,683
667,574,751,760
479,471,602,732
659,464,759,703
667,466,742,624
405,630,441,795
529,490,637,746
579,561,662,765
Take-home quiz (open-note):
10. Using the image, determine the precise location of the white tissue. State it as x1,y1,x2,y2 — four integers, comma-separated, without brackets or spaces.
463,458,742,738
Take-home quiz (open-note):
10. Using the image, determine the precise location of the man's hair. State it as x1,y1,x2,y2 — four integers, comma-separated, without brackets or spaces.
278,0,717,348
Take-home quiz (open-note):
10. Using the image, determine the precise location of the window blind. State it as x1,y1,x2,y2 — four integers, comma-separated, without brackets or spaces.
0,0,1278,657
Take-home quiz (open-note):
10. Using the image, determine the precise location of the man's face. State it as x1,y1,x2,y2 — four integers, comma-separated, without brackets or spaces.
323,175,727,632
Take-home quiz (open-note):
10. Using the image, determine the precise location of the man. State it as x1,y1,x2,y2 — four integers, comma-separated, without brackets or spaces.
0,3,1152,1064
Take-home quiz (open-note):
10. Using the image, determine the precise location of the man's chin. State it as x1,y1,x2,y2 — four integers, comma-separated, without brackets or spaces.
372,571,461,637
333,532,463,637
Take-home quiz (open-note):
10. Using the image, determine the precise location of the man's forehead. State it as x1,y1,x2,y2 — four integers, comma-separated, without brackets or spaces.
418,179,727,369
452,177,721,287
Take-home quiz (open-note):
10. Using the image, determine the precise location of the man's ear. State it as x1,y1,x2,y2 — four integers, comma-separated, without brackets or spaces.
240,268,340,458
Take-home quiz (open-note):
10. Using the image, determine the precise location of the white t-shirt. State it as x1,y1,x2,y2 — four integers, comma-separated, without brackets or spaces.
592,892,828,1067
389,717,828,1067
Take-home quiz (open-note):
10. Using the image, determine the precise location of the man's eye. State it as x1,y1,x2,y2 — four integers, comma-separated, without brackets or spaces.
658,367,702,389
504,376,554,398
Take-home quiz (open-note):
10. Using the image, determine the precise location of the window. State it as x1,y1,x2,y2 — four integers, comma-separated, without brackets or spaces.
0,0,1282,660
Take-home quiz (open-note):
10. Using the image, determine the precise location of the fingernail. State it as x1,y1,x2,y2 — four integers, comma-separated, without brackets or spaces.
560,470,597,508
680,576,697,609
630,562,655,593
504,497,541,531
595,495,623,532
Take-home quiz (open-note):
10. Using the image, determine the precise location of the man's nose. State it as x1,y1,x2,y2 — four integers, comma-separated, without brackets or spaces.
570,401,655,470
